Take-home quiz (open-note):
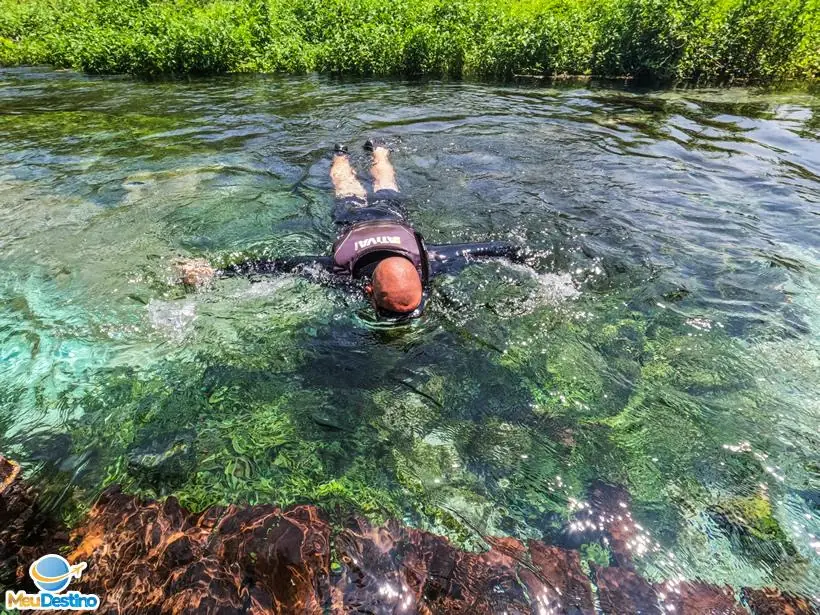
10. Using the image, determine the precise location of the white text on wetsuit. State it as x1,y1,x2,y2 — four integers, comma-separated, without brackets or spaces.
354,236,402,251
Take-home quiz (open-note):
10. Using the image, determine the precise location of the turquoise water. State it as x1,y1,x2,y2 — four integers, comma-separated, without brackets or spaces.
0,68,818,598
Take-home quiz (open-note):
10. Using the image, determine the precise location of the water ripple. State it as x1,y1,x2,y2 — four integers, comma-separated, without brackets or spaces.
0,69,818,597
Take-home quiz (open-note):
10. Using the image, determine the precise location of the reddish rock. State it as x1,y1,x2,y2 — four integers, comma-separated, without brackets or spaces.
592,563,662,615
332,519,595,614
2,462,814,615
69,486,331,614
742,587,817,615
0,455,69,589
210,503,331,612
587,481,641,570
658,581,748,615
526,542,594,614
333,518,534,614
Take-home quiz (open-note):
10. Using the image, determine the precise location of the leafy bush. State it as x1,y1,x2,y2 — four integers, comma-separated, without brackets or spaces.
679,0,817,81
591,0,692,81
0,0,815,83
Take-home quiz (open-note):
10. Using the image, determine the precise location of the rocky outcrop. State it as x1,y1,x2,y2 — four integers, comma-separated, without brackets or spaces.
1,455,816,615
0,456,68,591
63,487,596,615
742,588,816,615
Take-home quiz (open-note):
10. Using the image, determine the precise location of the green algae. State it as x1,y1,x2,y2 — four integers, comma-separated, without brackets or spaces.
713,494,790,544
26,286,790,558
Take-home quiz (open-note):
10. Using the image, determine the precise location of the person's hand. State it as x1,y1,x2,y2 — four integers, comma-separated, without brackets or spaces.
174,258,216,288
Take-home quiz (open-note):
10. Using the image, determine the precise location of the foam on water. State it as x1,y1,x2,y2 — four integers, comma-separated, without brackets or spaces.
146,299,197,338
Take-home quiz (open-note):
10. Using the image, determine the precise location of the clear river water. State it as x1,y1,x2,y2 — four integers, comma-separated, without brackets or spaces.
0,68,818,599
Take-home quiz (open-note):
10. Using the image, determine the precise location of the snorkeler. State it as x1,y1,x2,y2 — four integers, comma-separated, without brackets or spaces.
177,140,522,322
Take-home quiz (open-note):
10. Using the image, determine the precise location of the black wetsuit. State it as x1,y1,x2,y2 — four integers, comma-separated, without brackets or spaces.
222,189,521,319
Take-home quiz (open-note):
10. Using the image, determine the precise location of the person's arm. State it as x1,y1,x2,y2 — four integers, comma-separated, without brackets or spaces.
426,241,524,276
174,253,333,288
220,254,333,277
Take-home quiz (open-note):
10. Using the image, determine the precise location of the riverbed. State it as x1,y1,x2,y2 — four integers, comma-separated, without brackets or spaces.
0,68,817,599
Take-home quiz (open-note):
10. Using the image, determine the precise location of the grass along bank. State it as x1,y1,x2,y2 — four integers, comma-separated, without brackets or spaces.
0,0,818,83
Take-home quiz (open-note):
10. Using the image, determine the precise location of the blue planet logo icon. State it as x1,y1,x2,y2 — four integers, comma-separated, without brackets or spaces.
29,554,87,593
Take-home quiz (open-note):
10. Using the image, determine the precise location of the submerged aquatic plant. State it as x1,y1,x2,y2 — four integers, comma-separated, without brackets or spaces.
4,271,803,587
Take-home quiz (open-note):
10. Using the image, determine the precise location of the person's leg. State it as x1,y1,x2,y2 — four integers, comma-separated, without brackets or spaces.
330,150,367,200
370,146,399,193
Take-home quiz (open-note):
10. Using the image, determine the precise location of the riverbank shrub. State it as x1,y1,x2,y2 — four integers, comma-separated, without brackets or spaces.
0,0,816,82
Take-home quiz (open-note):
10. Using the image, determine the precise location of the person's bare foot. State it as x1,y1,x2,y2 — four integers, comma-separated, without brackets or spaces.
174,258,216,288
363,138,391,153
367,140,398,193
330,145,367,200
372,145,391,161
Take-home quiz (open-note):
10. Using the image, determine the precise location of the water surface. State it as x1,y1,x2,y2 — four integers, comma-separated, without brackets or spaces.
1,68,818,598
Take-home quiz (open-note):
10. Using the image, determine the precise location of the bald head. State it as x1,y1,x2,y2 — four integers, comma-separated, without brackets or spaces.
371,257,422,314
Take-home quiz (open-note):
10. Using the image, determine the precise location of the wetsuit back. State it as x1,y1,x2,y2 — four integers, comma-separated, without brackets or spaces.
331,220,428,283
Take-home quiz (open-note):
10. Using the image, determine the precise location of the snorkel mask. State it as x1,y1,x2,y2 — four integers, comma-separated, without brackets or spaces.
372,293,427,324
361,240,431,325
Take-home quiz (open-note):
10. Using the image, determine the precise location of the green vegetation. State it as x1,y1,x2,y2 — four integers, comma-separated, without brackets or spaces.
713,494,790,544
1,261,805,574
7,277,794,561
0,0,817,82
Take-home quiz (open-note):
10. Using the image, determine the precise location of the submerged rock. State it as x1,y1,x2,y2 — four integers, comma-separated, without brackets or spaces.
69,487,331,613
0,460,816,614
0,455,68,589
658,581,747,615
527,542,595,614
0,453,20,488
125,428,196,486
742,587,816,615
709,492,798,565
592,563,662,615
712,494,789,542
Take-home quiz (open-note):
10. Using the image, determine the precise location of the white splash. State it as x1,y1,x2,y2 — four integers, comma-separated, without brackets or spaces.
146,299,197,338
502,261,580,306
